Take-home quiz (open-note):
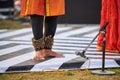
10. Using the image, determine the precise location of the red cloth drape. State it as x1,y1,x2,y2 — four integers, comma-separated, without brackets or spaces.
97,0,120,53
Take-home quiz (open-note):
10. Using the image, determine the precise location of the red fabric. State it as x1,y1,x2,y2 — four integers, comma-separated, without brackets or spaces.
97,0,120,53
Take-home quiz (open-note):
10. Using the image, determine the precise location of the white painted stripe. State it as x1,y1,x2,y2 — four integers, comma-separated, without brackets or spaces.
56,27,72,32
85,52,119,55
12,36,96,41
84,31,98,37
54,43,96,47
53,46,97,51
0,30,8,32
86,55,120,58
0,41,96,48
81,59,120,69
55,27,98,38
11,27,71,40
0,51,34,73
85,51,101,54
30,54,78,71
55,39,97,44
53,49,110,55
0,45,30,56
11,34,33,40
53,49,75,54
0,39,97,46
53,49,106,55
55,37,96,41
0,41,11,46
0,41,31,44
0,28,32,39
53,49,101,54
57,24,84,28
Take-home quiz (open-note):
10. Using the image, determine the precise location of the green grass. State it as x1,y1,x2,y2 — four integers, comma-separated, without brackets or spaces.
0,20,26,29
0,68,120,80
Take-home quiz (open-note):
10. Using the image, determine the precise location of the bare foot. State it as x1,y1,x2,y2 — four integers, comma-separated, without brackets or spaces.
42,49,64,58
33,50,45,60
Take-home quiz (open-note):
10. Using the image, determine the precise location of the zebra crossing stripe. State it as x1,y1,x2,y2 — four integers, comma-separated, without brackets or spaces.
0,30,15,34
0,30,8,32
53,46,97,51
12,34,33,40
55,27,99,38
0,26,120,73
11,27,73,40
115,60,120,66
30,54,78,71
81,59,120,69
86,55,120,59
7,39,97,46
6,59,45,72
53,49,75,54
0,45,30,56
1,32,32,40
0,28,32,39
0,43,19,49
84,31,98,37
54,39,97,44
85,57,120,60
11,37,97,44
0,41,31,45
70,29,99,37
56,27,74,32
0,51,34,73
0,41,11,46
55,37,97,41
54,43,96,48
82,53,120,56
0,47,33,61
59,57,86,70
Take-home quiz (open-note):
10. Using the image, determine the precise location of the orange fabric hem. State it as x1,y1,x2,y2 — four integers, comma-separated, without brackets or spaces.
20,0,65,17
96,45,119,53
20,13,65,17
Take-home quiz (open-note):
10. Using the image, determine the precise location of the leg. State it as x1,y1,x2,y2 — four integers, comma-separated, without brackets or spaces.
44,16,58,37
30,15,45,60
31,15,43,40
43,16,63,58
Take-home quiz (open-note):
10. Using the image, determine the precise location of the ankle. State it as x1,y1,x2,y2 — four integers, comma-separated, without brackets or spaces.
35,50,42,53
43,49,51,51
